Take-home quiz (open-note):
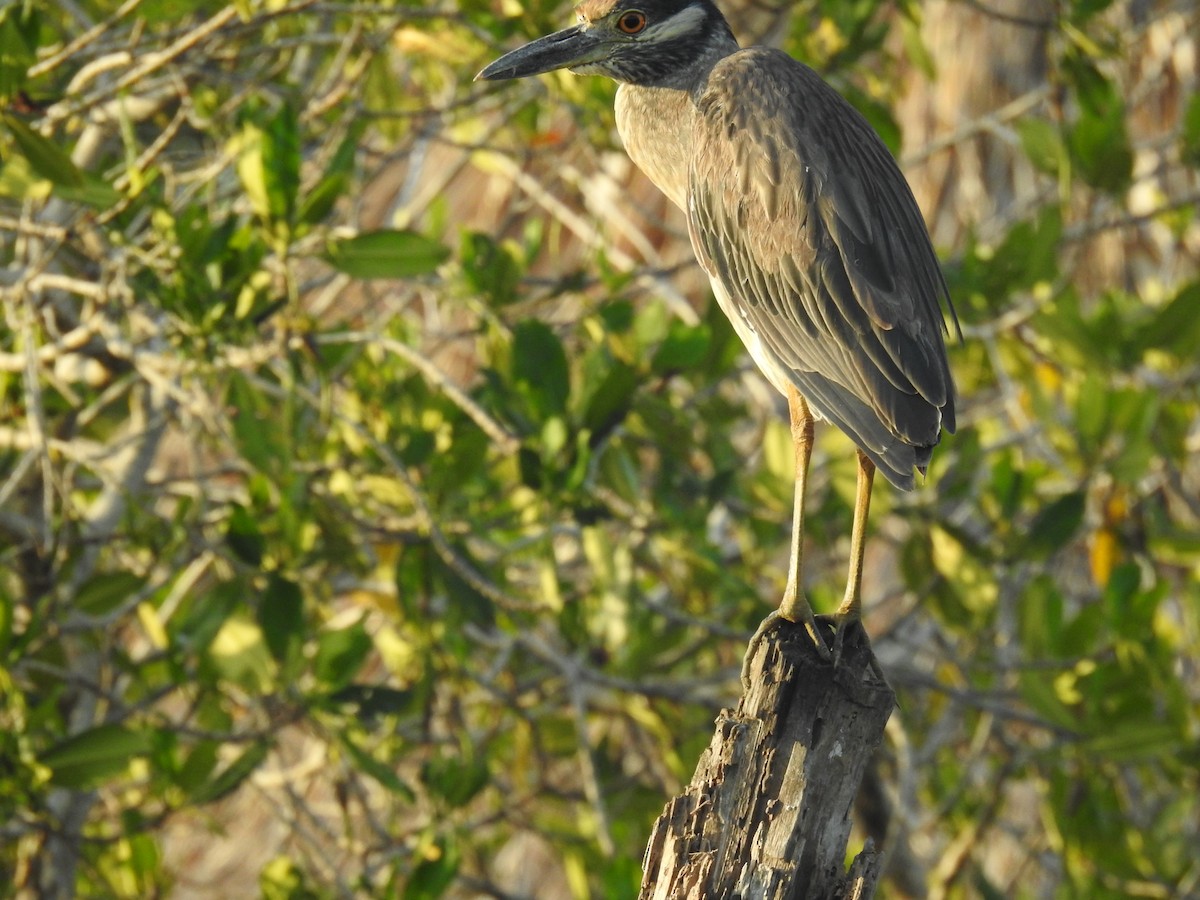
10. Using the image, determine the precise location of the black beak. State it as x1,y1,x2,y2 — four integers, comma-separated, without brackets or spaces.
475,26,604,81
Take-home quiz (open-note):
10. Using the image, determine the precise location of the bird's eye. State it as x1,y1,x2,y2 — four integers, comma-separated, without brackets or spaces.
616,10,647,34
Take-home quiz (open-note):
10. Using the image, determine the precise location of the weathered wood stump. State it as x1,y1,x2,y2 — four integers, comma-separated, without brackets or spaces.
640,623,895,899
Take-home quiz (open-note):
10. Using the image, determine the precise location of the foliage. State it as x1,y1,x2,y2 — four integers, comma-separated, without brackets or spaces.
1,0,1198,897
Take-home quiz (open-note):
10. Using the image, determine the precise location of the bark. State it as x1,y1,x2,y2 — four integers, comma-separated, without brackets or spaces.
640,623,895,899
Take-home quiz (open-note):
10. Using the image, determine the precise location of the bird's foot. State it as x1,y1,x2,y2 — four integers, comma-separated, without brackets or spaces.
741,605,832,691
831,616,851,668
830,616,887,684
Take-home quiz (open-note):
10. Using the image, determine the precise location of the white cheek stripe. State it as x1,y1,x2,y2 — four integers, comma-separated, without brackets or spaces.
641,4,707,42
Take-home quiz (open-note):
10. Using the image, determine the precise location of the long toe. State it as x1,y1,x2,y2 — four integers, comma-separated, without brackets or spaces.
830,618,888,683
741,607,832,690
831,618,849,668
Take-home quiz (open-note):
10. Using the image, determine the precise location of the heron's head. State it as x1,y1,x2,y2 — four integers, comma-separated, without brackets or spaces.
475,0,737,88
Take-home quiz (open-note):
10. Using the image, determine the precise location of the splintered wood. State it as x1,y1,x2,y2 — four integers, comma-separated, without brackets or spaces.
640,625,895,899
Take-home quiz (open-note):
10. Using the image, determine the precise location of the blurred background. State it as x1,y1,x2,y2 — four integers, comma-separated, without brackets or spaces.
1,0,1198,896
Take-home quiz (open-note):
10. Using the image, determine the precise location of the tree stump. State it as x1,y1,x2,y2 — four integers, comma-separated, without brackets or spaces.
640,623,895,899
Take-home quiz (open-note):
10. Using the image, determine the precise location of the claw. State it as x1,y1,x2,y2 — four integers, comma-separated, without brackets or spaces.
741,608,831,690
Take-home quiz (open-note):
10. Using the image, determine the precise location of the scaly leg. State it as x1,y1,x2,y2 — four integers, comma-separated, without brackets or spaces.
742,387,829,687
832,449,875,665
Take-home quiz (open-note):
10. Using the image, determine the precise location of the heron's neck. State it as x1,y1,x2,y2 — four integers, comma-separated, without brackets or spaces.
612,26,739,209
615,82,698,212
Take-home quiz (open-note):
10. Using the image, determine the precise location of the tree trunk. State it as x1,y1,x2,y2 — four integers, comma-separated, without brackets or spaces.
640,624,895,899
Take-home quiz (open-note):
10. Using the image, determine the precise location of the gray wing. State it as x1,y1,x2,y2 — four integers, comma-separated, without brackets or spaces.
688,48,957,489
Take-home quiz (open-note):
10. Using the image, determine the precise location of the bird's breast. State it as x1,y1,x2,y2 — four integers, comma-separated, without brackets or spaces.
614,84,696,212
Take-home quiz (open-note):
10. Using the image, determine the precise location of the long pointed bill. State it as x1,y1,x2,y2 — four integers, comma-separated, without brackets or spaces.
475,26,605,81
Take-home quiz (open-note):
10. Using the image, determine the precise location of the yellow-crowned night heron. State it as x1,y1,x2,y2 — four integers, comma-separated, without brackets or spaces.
477,0,957,666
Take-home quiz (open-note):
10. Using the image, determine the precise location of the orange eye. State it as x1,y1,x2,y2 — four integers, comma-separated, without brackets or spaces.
616,10,647,34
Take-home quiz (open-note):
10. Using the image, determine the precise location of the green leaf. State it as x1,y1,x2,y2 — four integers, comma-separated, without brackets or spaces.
314,620,373,690
1069,0,1117,20
1084,722,1181,762
1019,672,1079,732
189,741,271,805
261,101,300,225
461,232,522,305
325,229,449,279
236,100,300,226
403,835,460,900
0,5,39,98
1,114,84,187
1181,91,1200,167
1018,118,1067,178
598,299,634,333
175,740,220,793
1068,107,1132,194
258,574,303,666
339,734,414,797
208,616,273,691
1024,491,1086,557
1018,575,1063,658
172,580,242,652
328,685,417,720
74,571,145,616
260,856,317,900
298,121,363,226
512,319,570,418
436,548,496,632
50,174,122,209
228,372,286,473
1136,282,1200,358
1063,55,1132,193
582,360,639,437
40,724,152,788
225,503,265,567
967,208,1063,304
651,321,711,375
1074,371,1110,456
421,750,489,807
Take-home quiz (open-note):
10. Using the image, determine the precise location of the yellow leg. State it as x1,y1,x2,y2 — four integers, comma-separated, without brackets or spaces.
742,387,830,687
832,449,875,663
777,386,823,650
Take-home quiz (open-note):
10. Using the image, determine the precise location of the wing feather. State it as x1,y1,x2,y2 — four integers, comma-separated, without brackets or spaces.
688,48,958,486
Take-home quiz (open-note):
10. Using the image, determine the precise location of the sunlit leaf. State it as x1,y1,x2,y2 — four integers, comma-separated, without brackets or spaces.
0,5,39,97
74,571,144,616
209,616,273,691
1182,91,1200,167
325,229,450,278
1,113,83,187
298,121,364,226
339,735,414,798
314,620,373,690
1136,282,1200,358
1018,118,1066,178
403,835,460,900
40,725,152,788
189,742,271,805
1018,575,1063,657
1084,722,1181,761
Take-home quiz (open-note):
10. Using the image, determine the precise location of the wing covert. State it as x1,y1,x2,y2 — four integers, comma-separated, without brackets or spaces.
687,48,957,485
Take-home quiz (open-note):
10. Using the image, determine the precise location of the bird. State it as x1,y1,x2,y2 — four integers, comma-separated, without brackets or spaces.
476,0,957,670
